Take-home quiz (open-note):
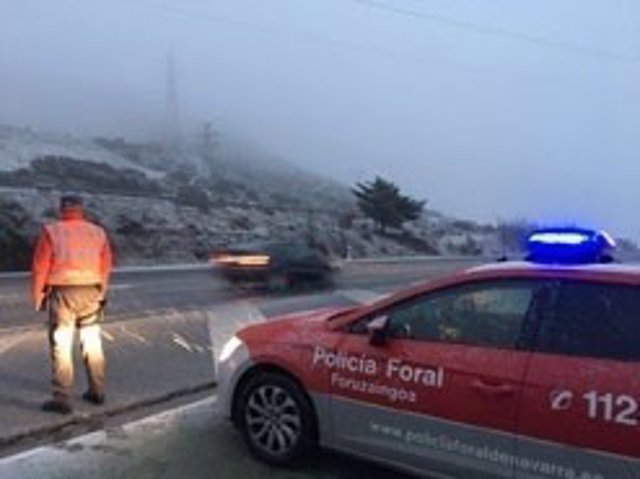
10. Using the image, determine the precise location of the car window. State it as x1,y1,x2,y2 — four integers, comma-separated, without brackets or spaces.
537,281,640,361
288,243,312,258
264,243,287,256
356,280,544,349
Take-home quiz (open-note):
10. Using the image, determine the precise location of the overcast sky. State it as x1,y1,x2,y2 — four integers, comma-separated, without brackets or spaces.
2,0,640,239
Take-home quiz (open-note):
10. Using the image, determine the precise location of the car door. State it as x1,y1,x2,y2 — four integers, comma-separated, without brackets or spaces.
517,280,640,479
287,243,327,278
329,279,549,478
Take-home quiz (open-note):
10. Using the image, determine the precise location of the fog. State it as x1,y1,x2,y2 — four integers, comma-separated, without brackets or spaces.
2,0,640,239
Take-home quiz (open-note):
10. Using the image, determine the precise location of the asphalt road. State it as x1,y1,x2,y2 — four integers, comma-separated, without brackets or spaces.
0,394,412,479
0,259,481,331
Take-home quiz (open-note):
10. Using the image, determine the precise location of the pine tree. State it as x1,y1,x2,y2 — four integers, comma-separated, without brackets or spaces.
352,176,425,233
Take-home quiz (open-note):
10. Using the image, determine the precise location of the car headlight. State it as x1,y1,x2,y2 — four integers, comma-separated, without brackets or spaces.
218,335,243,363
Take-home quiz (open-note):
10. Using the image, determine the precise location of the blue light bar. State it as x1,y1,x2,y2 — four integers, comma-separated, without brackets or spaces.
526,228,615,264
528,231,591,246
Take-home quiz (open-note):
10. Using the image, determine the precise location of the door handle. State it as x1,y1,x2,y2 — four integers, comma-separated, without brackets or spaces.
471,379,516,397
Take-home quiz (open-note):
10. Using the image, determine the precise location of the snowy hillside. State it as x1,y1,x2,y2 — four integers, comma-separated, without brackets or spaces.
0,125,445,270
0,125,158,177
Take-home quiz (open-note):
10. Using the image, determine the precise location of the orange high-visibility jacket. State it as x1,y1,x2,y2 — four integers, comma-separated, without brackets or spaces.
31,210,113,308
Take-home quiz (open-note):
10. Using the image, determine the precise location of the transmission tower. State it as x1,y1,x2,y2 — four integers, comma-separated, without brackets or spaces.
164,48,182,155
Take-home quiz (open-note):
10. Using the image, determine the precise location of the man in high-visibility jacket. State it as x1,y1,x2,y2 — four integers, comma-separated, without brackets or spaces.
32,195,113,414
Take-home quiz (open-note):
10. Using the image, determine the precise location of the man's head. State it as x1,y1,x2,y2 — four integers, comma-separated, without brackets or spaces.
59,195,84,213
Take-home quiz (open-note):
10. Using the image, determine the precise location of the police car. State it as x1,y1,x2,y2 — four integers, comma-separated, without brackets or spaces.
218,229,640,478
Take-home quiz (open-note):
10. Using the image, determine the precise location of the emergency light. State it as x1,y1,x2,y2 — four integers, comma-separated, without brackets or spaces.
526,228,616,264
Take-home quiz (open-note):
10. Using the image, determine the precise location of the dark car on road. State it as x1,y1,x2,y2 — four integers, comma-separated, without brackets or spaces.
211,240,334,290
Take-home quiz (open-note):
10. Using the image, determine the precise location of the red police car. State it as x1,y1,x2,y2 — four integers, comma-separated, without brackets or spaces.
218,229,639,478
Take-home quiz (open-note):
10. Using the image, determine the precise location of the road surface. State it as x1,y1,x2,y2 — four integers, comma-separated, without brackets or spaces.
0,394,412,479
0,258,481,331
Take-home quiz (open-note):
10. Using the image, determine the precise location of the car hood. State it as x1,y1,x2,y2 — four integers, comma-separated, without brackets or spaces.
237,305,355,343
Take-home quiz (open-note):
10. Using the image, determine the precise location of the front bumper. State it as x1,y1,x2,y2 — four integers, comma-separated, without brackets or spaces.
216,337,253,419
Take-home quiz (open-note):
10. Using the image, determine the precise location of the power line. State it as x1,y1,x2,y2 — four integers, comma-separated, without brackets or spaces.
354,0,639,64
125,0,637,66
121,0,491,71
118,0,640,96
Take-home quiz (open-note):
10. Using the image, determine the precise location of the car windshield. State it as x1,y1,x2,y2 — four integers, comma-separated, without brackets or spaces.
1,2,639,478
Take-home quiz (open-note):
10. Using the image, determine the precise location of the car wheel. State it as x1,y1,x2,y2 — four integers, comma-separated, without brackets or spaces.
237,372,316,465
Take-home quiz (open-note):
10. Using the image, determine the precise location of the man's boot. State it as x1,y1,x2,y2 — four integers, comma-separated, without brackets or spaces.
82,390,105,405
41,398,72,414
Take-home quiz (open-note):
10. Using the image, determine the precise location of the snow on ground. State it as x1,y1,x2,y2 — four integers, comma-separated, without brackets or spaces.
0,125,160,177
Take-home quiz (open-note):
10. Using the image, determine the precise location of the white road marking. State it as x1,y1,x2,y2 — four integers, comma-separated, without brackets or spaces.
0,397,217,478
100,330,115,342
172,333,193,352
118,325,149,345
0,328,43,353
0,335,24,356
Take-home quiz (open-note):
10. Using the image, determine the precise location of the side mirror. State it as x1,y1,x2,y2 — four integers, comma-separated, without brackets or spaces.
367,315,389,346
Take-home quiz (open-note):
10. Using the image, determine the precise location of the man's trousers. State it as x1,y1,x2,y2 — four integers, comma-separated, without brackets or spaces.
48,285,105,401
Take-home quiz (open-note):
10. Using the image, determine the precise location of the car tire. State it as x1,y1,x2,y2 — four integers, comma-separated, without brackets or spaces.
236,372,317,466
